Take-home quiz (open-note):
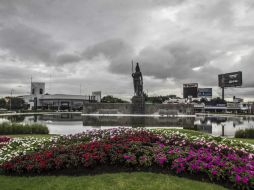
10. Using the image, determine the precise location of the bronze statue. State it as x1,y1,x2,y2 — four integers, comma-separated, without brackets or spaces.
132,62,143,96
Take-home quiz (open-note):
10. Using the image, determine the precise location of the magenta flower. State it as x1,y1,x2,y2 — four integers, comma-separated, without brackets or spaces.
242,177,249,184
159,143,165,148
159,157,167,165
123,155,131,160
235,175,241,183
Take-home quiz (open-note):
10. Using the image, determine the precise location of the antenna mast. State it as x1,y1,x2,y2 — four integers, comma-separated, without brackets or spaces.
131,60,134,74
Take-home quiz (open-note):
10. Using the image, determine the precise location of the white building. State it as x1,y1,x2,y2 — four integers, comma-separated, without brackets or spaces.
21,82,101,110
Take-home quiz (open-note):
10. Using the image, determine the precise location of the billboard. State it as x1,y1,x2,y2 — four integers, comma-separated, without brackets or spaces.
183,83,198,98
218,71,242,88
198,88,212,97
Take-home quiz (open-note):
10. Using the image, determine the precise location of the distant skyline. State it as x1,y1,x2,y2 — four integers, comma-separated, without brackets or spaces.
1,0,254,100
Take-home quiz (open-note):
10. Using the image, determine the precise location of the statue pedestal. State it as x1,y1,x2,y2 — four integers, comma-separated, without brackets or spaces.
131,96,145,114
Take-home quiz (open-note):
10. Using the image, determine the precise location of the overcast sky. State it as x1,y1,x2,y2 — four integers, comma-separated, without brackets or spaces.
1,0,254,100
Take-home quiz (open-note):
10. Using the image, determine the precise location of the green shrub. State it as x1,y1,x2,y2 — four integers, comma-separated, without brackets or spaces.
245,128,254,138
235,128,254,139
0,122,49,135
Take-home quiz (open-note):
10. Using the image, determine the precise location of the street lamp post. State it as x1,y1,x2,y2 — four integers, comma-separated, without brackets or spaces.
10,89,14,111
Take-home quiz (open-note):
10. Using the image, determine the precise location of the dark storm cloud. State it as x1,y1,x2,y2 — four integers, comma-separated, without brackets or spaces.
186,0,234,27
83,39,133,60
83,39,135,74
0,23,81,65
83,39,222,87
56,53,82,64
0,24,62,63
0,66,27,82
233,51,254,88
139,42,214,80
0,0,254,98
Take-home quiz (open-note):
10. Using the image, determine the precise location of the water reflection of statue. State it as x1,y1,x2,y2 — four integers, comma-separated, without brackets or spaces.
132,63,143,96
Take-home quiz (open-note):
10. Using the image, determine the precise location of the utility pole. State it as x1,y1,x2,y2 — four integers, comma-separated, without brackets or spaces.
10,89,13,111
49,74,52,94
131,60,134,74
221,75,225,101
222,87,225,101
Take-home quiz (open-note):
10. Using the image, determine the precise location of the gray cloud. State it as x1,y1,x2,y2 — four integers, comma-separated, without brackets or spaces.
0,0,254,99
232,51,254,88
56,53,82,64
83,39,222,88
0,24,62,63
188,0,234,27
83,39,134,74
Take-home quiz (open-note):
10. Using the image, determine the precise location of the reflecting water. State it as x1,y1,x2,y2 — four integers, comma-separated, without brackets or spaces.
1,113,254,137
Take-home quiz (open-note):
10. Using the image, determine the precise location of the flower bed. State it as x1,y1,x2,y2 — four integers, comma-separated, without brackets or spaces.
152,129,254,154
0,136,11,148
0,128,253,189
0,136,11,143
0,137,57,163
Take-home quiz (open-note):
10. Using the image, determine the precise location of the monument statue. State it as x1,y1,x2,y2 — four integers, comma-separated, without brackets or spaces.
132,62,143,96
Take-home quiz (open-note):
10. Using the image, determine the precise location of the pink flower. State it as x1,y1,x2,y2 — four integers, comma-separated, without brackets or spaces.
242,177,249,184
123,155,131,160
159,157,167,165
235,175,241,183
159,143,165,148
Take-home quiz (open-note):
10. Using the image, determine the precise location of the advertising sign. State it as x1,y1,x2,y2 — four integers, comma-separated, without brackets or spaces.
183,83,198,98
183,83,198,88
218,71,242,88
198,88,212,97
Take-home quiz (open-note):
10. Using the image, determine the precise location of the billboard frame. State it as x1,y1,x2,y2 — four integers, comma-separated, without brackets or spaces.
218,71,243,100
218,71,242,88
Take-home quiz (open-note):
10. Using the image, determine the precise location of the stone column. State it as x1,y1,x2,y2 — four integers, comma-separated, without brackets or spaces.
131,96,145,114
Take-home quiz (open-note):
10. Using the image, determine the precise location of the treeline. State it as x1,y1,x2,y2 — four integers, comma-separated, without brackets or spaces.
193,97,227,106
86,95,227,105
101,95,181,104
101,95,129,103
144,94,180,104
0,97,27,110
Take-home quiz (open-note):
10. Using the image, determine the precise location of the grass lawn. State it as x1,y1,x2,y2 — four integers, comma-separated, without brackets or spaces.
0,172,228,190
165,128,254,145
234,138,254,144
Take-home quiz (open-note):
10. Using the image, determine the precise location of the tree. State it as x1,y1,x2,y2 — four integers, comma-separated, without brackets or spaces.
207,97,226,106
145,95,180,104
101,95,128,103
143,92,149,102
200,98,208,104
5,97,26,110
0,98,6,109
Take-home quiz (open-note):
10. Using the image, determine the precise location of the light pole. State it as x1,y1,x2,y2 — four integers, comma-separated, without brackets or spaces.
10,89,14,111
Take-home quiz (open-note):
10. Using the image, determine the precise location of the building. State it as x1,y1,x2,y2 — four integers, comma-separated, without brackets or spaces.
21,82,101,110
194,101,253,114
92,91,102,102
